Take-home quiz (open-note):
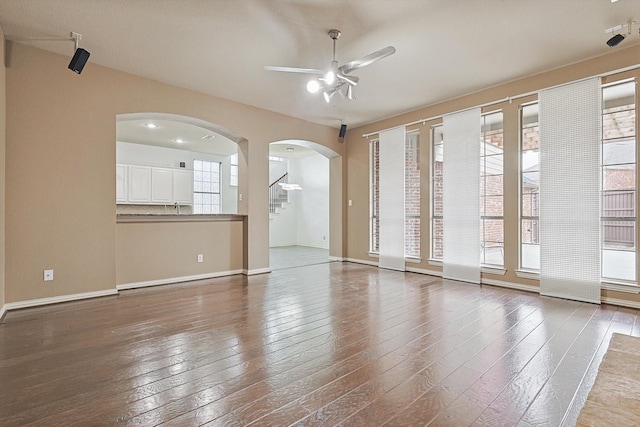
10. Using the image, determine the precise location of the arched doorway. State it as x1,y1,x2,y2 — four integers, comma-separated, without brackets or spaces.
268,139,340,270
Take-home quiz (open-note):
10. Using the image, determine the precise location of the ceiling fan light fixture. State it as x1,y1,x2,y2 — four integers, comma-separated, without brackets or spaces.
345,85,354,100
323,87,339,103
307,79,321,93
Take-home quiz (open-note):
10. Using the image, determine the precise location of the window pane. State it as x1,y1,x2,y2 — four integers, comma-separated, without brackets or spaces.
520,102,539,271
370,140,380,253
603,247,636,281
481,218,504,266
522,219,540,245
481,195,503,217
603,220,635,250
603,164,635,191
601,80,636,281
481,112,503,266
603,190,635,218
405,132,420,257
482,174,503,196
432,218,443,260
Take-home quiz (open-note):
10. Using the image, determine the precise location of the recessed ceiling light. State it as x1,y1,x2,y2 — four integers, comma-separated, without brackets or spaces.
175,138,184,144
144,123,157,129
202,134,215,140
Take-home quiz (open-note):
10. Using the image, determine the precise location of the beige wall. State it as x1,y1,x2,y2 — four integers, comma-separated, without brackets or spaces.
4,43,343,304
346,44,640,301
116,220,243,285
0,25,6,310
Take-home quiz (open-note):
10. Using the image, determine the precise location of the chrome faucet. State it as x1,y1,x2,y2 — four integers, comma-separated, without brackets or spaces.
174,202,180,215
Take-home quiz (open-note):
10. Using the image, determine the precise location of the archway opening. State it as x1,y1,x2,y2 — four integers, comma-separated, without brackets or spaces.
268,139,340,270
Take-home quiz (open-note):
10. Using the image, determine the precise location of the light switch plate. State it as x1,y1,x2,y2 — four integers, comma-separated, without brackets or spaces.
44,269,54,281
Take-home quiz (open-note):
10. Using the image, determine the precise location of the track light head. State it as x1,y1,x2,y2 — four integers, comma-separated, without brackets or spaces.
606,33,626,47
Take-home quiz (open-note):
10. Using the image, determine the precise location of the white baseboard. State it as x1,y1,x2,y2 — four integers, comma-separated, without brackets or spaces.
344,258,379,267
481,278,540,294
328,256,344,262
117,270,243,290
0,304,7,321
406,266,443,277
602,296,640,309
243,267,271,276
4,288,118,311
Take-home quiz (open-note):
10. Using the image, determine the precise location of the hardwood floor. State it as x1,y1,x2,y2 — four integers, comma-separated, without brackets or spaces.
1,262,639,426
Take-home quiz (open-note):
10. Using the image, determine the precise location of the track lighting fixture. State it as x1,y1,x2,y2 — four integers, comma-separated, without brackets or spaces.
605,20,636,48
4,31,90,74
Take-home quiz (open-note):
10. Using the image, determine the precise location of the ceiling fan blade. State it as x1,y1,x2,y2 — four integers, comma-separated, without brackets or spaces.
264,65,324,75
339,46,396,75
337,73,360,86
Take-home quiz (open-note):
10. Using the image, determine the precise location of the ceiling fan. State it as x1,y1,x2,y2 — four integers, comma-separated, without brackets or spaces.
265,29,396,103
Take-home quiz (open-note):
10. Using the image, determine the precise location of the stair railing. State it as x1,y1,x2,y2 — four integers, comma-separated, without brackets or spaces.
269,172,289,213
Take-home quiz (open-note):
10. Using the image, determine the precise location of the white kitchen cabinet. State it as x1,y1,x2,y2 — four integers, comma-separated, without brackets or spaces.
151,168,173,203
116,164,128,202
173,170,193,204
128,165,152,203
117,164,193,205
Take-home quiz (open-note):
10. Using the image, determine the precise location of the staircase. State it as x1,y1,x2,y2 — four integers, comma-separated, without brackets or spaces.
269,173,290,216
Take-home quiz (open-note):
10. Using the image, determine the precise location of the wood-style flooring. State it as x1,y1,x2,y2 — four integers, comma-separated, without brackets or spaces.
1,262,639,426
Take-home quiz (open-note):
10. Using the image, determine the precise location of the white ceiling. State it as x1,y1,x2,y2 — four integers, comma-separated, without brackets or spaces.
1,0,639,129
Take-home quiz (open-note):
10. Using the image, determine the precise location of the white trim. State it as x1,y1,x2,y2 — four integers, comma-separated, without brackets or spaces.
405,256,422,264
3,289,118,311
243,268,271,276
328,256,344,262
406,266,443,277
344,258,379,267
117,270,243,290
428,259,443,267
481,266,507,276
515,269,541,280
602,296,640,309
481,278,540,294
367,252,380,258
0,304,7,321
602,282,640,294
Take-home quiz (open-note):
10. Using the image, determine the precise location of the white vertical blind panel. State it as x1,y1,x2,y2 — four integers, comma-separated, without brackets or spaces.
539,78,601,304
443,108,481,284
379,127,406,271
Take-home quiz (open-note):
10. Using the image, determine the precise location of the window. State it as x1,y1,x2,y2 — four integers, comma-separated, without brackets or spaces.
370,139,380,253
481,112,504,266
520,103,540,270
431,125,444,260
369,132,422,257
193,159,221,214
602,80,636,282
519,80,637,282
405,132,420,258
229,153,238,187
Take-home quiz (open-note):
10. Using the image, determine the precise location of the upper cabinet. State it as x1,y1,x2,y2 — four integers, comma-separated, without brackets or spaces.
128,165,152,203
173,169,193,204
118,164,192,205
151,168,173,203
116,164,128,202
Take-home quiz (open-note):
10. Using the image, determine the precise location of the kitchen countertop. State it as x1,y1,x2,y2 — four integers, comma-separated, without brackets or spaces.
116,214,246,223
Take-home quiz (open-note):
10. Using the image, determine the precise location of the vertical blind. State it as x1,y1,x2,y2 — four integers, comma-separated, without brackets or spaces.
378,126,406,271
443,108,481,284
539,78,601,304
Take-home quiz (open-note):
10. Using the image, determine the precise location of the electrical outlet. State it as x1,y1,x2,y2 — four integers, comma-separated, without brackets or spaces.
197,254,204,263
348,199,353,206
44,269,54,281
